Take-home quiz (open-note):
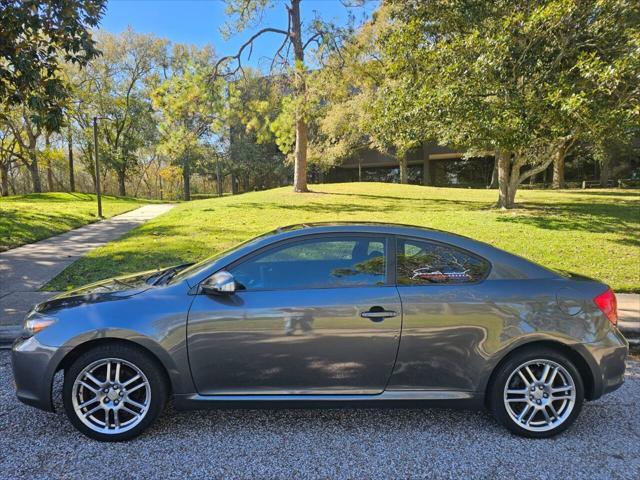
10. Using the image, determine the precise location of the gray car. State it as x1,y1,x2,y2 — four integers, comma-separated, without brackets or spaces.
12,223,628,441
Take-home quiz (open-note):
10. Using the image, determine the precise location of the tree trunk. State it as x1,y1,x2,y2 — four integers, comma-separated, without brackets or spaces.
496,150,512,208
293,116,308,192
0,162,8,196
28,147,42,193
117,168,127,197
231,173,238,195
600,155,611,187
216,159,223,196
489,157,498,188
290,0,309,193
552,143,567,189
182,159,191,201
45,135,54,192
68,127,75,192
398,154,408,184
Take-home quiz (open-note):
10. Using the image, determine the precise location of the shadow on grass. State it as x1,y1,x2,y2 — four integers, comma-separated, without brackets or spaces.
220,196,487,214
0,209,95,251
0,192,96,203
496,200,639,242
559,190,640,198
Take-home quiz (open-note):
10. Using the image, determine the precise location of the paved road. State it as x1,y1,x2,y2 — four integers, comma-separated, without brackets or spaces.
1,352,638,480
0,204,174,327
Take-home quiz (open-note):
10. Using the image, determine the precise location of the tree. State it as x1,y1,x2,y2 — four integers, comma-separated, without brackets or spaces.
215,0,355,192
378,0,640,208
68,30,167,196
152,45,223,200
224,70,290,191
307,6,400,179
0,0,105,131
0,126,17,196
0,104,45,192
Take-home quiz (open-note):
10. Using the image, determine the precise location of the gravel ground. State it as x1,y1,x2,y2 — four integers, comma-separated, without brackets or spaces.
1,351,639,480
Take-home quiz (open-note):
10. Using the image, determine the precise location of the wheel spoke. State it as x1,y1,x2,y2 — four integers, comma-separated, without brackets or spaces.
518,404,532,423
541,406,551,424
114,409,121,429
83,404,102,418
127,382,146,394
524,366,537,383
517,370,531,386
552,385,572,393
125,398,146,410
106,361,112,383
79,381,98,393
78,396,99,409
506,388,528,395
122,374,141,388
506,397,528,403
540,364,551,383
84,372,103,388
115,361,121,383
122,405,141,419
548,403,560,419
548,367,559,386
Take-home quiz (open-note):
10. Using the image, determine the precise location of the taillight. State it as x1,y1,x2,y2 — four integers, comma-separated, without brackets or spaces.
594,288,618,326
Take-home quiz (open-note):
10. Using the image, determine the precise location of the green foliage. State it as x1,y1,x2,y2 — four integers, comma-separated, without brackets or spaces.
372,0,640,205
67,29,168,193
152,44,224,199
0,0,106,130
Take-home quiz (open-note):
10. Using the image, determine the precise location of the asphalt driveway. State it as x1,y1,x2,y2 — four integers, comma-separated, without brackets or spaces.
1,352,638,479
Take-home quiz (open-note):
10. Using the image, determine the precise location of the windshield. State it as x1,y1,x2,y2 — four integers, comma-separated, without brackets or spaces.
168,228,280,284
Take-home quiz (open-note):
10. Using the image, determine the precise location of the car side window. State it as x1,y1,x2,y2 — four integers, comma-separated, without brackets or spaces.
230,236,387,290
396,238,490,285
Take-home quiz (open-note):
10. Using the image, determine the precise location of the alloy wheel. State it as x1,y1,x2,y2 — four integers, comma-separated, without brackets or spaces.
71,357,151,435
503,359,576,432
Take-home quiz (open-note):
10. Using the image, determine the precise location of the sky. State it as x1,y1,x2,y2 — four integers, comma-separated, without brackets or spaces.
100,0,379,70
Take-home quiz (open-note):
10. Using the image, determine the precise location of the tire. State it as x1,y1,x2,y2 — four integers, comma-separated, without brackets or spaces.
489,347,584,438
63,343,168,442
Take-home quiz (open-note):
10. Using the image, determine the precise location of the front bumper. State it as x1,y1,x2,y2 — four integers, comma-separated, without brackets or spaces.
11,336,68,412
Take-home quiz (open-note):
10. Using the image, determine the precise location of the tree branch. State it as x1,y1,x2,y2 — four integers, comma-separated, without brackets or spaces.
214,27,289,79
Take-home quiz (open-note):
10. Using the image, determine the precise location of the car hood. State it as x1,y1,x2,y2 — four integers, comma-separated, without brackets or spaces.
35,270,159,313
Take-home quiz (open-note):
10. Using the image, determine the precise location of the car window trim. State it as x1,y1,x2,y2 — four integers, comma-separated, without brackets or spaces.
201,232,394,292
394,235,492,287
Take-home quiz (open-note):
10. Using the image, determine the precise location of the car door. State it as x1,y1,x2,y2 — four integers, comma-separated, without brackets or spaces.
387,236,495,392
187,234,402,395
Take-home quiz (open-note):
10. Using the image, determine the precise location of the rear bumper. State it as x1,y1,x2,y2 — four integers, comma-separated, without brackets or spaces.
577,328,629,400
11,336,67,412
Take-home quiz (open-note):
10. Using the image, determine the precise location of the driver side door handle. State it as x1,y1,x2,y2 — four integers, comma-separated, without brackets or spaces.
360,307,398,322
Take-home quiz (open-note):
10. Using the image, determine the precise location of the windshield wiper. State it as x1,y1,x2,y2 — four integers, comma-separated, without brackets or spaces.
148,263,194,286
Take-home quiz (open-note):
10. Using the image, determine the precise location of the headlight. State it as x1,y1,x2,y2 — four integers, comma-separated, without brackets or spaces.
22,312,58,337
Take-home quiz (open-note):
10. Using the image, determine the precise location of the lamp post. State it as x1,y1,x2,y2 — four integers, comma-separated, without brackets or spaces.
93,116,102,218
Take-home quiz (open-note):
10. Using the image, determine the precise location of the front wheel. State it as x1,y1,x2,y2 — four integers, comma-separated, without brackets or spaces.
489,347,584,438
63,343,167,442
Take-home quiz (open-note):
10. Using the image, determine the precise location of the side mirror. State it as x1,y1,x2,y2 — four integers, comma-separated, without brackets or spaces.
200,270,236,295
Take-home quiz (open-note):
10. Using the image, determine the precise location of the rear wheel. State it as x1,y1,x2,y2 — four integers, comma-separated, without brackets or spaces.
63,343,167,442
489,347,584,438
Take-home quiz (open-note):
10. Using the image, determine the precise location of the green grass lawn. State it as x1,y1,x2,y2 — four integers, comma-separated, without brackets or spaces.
47,183,640,292
0,192,150,252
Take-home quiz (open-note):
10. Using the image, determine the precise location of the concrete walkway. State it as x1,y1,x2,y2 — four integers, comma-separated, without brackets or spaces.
0,204,174,329
618,293,640,336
